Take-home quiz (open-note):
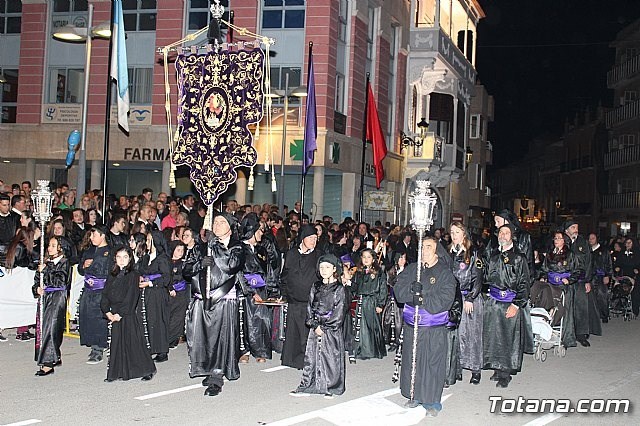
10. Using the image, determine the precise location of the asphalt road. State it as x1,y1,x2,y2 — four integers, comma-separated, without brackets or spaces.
0,315,637,426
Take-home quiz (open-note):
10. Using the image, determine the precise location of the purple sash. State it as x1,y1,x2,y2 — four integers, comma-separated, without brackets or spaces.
595,268,605,277
461,290,469,296
143,274,162,282
172,280,187,292
84,275,106,291
314,310,333,320
402,305,449,327
244,273,266,289
488,286,516,303
548,272,570,286
44,287,65,293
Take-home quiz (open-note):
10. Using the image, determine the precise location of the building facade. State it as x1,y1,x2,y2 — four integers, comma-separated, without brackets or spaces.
604,18,640,237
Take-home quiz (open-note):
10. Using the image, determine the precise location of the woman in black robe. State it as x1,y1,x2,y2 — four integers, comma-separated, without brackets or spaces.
139,232,171,362
33,237,70,376
395,236,456,417
101,246,156,382
291,254,346,398
351,248,387,360
382,252,406,351
167,241,188,348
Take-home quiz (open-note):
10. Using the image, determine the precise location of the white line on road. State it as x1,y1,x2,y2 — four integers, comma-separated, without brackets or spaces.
523,413,563,426
261,366,290,373
134,384,202,400
2,420,42,426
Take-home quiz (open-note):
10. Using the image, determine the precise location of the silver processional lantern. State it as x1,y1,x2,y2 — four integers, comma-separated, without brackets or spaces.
407,173,437,403
31,180,53,224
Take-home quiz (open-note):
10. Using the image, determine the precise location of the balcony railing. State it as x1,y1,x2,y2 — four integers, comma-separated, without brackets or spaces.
607,54,640,87
602,191,640,210
606,99,640,128
604,145,640,169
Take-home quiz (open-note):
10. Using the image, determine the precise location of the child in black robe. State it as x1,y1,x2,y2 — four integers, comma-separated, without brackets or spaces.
101,246,156,382
290,254,346,399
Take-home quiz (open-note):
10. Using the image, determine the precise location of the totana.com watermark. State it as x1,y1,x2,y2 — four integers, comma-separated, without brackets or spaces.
489,396,631,414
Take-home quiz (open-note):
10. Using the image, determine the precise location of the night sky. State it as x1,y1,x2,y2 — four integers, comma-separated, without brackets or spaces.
475,0,640,168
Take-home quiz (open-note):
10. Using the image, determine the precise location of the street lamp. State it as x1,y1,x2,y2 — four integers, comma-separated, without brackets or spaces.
52,4,111,200
465,146,473,164
406,171,437,403
270,72,307,215
400,117,429,150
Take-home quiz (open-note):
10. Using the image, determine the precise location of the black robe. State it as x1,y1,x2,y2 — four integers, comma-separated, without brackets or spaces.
352,269,387,359
33,256,70,367
450,247,483,373
168,259,188,345
382,265,404,348
241,242,272,359
78,245,112,348
280,247,321,369
296,281,346,396
395,261,456,406
568,235,601,337
101,270,156,381
590,244,612,321
483,246,534,374
186,238,244,381
140,252,171,355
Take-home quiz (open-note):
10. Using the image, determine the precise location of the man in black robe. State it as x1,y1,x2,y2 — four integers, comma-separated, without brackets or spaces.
588,233,613,323
281,224,320,369
186,212,244,397
77,225,112,364
395,236,456,417
483,224,533,388
564,221,601,346
483,209,534,281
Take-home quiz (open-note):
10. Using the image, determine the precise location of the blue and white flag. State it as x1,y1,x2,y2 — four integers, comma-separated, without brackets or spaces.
111,0,129,132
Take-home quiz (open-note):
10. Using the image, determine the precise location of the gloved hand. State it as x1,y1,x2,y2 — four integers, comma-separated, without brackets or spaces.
410,281,422,294
201,256,213,268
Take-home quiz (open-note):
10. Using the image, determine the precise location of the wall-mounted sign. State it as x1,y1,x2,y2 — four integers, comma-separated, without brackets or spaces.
41,104,82,123
364,191,394,211
110,105,152,126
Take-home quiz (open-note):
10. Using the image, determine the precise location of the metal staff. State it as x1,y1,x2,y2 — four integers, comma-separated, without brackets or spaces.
407,175,437,403
31,180,53,354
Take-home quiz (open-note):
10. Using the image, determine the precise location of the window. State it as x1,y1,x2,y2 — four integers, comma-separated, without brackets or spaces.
122,0,156,31
270,66,301,92
366,7,374,60
0,68,18,123
617,178,633,194
0,0,21,34
262,0,305,29
335,73,345,113
48,68,85,103
128,68,153,104
623,91,637,105
620,134,637,150
187,0,230,31
338,0,348,42
470,114,479,138
53,0,88,12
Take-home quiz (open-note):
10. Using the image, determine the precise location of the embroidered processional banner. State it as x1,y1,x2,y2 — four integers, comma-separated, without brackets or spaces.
173,47,265,205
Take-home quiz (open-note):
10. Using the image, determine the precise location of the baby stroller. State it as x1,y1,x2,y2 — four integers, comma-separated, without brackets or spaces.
531,289,566,362
610,276,635,321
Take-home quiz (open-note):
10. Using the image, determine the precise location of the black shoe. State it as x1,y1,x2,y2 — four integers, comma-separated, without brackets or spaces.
349,356,356,364
202,377,211,386
470,372,481,385
153,353,169,363
578,339,590,347
490,371,500,381
404,400,420,409
26,330,36,339
204,384,222,396
17,332,31,342
104,378,115,382
602,317,608,323
54,359,62,367
496,376,511,388
141,374,154,381
35,368,54,377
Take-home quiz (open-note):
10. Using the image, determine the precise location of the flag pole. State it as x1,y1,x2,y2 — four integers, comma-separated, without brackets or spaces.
101,0,116,220
300,41,313,220
358,73,370,222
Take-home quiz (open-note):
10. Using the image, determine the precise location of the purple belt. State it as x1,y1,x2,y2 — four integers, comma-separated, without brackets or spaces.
44,287,65,293
489,286,516,303
402,305,449,327
595,268,605,277
244,273,266,289
143,274,162,282
548,272,570,285
461,290,469,296
84,275,106,291
172,280,187,292
314,310,333,320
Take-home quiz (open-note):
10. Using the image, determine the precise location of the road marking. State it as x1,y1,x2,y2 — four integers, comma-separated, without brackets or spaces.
261,366,290,373
134,384,203,400
523,413,563,426
2,420,42,426
266,388,452,426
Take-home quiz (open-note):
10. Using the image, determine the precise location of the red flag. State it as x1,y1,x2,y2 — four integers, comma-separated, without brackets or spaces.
366,83,387,189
